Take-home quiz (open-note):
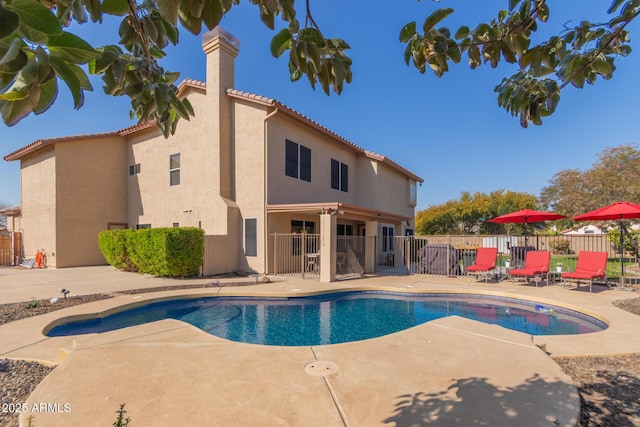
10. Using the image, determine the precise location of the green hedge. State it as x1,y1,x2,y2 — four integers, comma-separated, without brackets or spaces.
98,228,204,277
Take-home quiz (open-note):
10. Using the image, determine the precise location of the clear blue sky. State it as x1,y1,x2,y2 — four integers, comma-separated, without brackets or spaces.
1,1,639,211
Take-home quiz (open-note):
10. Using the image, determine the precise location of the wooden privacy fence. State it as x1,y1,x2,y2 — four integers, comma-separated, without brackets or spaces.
0,233,22,267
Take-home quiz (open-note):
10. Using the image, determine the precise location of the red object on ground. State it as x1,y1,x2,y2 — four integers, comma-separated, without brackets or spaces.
508,251,550,285
467,247,498,282
35,251,43,268
560,251,608,293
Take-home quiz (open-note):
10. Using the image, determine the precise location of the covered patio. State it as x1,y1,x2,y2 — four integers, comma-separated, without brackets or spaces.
266,202,414,282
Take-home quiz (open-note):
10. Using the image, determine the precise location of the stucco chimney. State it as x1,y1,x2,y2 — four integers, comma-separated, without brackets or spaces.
202,27,240,93
202,28,239,200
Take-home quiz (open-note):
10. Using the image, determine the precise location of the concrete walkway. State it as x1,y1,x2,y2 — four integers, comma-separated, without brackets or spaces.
1,267,639,426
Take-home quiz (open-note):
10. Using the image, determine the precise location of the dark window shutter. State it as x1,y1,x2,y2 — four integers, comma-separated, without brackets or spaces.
331,159,340,189
245,218,257,257
341,163,348,192
285,140,298,178
300,145,311,182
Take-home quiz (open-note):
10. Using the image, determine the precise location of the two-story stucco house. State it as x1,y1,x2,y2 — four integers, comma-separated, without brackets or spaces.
3,28,422,282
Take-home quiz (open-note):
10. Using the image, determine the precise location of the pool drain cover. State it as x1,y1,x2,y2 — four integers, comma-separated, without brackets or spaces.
305,361,338,377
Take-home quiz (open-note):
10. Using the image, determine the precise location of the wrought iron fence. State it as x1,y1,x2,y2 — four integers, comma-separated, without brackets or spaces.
269,233,321,280
265,233,638,281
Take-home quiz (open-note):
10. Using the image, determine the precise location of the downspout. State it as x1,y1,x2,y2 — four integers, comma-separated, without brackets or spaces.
263,107,279,274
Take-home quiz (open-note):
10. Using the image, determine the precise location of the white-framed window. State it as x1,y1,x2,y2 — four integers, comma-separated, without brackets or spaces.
331,159,348,192
409,181,417,207
285,139,311,182
170,153,180,186
245,218,257,257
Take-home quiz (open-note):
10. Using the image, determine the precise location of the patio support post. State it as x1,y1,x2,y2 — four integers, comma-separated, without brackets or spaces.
364,221,378,274
320,213,336,282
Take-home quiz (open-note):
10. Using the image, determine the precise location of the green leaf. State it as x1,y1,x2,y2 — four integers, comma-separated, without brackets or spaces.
0,85,40,125
608,0,626,13
454,26,469,40
160,18,179,45
49,55,84,108
0,3,20,39
468,44,481,68
48,31,100,64
509,0,520,11
423,8,453,33
102,0,129,16
157,0,181,25
270,29,292,58
201,0,223,31
399,22,416,43
446,40,461,63
188,0,205,18
168,88,190,120
258,6,275,30
591,59,613,76
537,3,549,22
178,1,202,35
7,0,62,43
33,77,57,114
0,38,28,73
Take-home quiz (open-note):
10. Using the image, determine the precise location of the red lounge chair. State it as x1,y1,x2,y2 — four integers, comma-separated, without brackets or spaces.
561,251,609,293
466,247,498,282
508,251,550,286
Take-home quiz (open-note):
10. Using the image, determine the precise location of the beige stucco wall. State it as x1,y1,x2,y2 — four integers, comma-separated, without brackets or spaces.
20,147,57,265
231,99,268,272
363,160,415,219
266,114,361,206
264,112,416,221
55,137,128,267
127,89,231,234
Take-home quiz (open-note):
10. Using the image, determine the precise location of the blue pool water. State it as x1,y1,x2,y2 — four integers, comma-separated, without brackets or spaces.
46,292,608,345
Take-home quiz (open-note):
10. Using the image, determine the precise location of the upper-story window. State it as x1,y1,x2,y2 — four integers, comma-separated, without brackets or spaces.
331,159,348,192
285,139,311,182
409,181,417,207
170,153,180,186
129,163,140,175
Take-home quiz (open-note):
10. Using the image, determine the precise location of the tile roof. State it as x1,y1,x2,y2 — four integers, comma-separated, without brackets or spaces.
4,79,423,183
227,88,423,183
4,131,120,161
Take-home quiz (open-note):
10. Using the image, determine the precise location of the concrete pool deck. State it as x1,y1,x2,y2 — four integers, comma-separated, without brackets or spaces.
1,267,640,426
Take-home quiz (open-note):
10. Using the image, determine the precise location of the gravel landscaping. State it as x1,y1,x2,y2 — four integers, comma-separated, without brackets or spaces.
1,287,639,426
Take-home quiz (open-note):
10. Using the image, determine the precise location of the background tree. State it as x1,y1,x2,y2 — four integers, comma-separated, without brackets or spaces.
415,190,538,235
540,144,640,216
1,0,638,136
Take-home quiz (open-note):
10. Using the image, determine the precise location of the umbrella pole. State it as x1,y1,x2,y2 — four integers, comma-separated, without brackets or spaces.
620,218,625,287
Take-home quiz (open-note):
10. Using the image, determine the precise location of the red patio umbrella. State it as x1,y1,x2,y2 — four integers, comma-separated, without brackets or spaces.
488,209,567,247
573,201,640,282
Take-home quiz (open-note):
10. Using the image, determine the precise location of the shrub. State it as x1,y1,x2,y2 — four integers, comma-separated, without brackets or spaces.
99,228,204,277
549,239,572,255
98,229,136,271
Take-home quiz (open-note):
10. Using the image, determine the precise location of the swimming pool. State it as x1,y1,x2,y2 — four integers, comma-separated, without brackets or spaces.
46,291,608,345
